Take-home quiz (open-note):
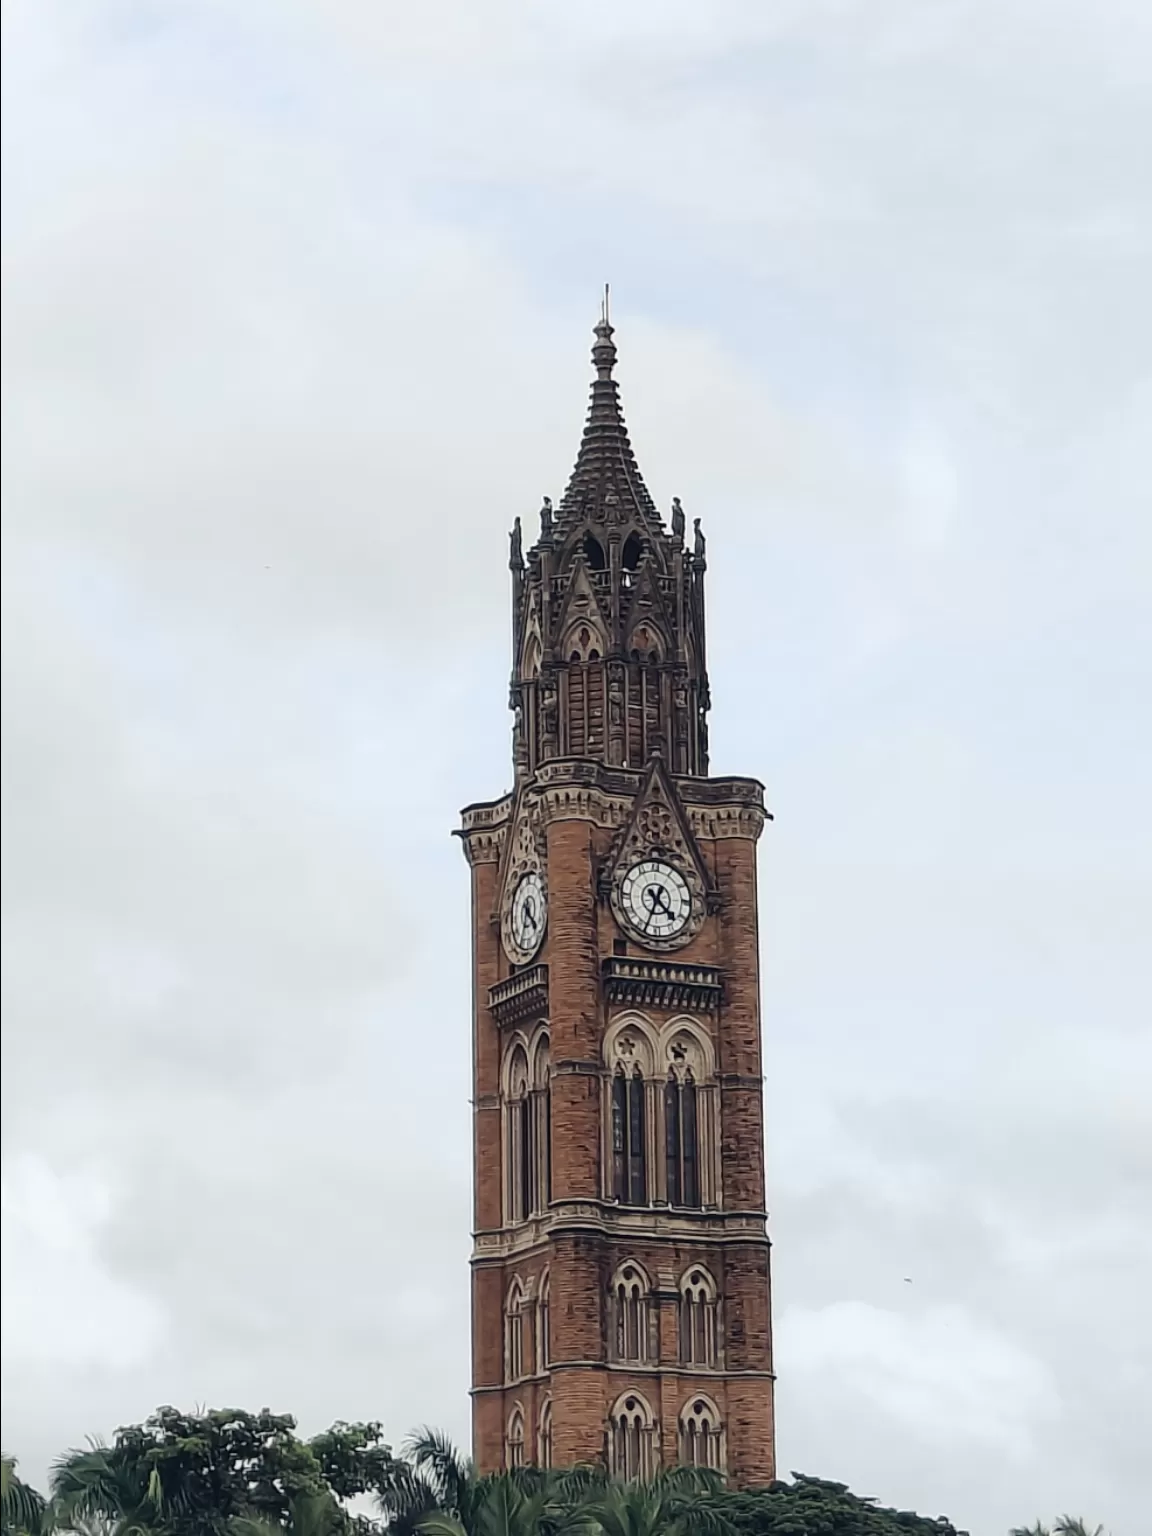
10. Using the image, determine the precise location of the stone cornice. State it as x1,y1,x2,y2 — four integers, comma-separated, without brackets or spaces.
602,956,723,1013
459,764,770,854
472,1201,769,1262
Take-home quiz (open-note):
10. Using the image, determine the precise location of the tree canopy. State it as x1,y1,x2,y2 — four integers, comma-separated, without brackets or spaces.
2,1409,1110,1536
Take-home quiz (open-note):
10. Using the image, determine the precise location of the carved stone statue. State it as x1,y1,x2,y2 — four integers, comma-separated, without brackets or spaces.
509,516,523,568
540,496,553,540
671,496,685,543
693,517,706,561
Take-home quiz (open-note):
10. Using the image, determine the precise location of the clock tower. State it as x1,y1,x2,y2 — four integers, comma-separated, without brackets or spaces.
458,311,776,1485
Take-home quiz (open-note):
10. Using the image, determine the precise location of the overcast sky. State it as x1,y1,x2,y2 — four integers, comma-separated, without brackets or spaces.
2,2,1150,1532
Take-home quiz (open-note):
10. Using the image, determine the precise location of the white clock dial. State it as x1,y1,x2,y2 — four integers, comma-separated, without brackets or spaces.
509,871,546,957
620,860,692,941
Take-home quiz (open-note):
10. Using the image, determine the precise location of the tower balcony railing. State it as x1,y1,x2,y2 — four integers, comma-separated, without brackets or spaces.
488,964,549,1025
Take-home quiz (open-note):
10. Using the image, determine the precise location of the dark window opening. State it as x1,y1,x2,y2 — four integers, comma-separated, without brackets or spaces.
622,532,644,571
665,1073,700,1208
583,534,606,570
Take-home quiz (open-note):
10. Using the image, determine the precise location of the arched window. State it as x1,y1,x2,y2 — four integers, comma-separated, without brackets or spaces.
610,1262,651,1362
506,1046,531,1224
537,1270,550,1370
612,1066,647,1205
505,1280,525,1383
506,1036,550,1223
664,1070,700,1208
538,1398,553,1468
533,1034,551,1213
622,532,644,572
608,1392,655,1481
583,533,606,570
679,1267,719,1367
623,626,663,766
507,1406,525,1469
678,1396,723,1472
565,624,605,756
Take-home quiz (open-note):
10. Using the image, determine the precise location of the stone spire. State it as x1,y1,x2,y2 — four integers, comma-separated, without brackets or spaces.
507,311,711,780
552,310,664,543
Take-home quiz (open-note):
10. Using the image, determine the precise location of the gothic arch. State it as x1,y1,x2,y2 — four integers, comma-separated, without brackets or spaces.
678,1393,724,1472
536,1268,550,1371
679,1264,720,1368
603,1012,659,1078
659,1017,720,1209
658,1016,716,1078
506,1403,526,1469
626,620,665,662
562,619,607,663
502,1038,531,1097
503,1034,549,1223
505,1279,526,1383
537,1397,553,1468
522,633,542,681
609,1259,653,1363
530,1027,551,1089
607,1391,656,1481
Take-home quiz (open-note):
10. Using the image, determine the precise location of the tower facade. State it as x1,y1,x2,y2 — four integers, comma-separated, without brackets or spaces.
459,316,775,1485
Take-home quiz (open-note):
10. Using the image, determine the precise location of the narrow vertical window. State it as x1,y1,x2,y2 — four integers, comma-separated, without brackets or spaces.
682,1075,699,1209
611,1264,650,1362
507,1409,525,1469
537,1271,550,1370
612,1069,628,1202
538,1400,553,1468
518,1096,533,1219
627,1067,646,1205
678,1268,719,1368
665,1073,682,1207
543,1080,552,1204
665,1072,700,1210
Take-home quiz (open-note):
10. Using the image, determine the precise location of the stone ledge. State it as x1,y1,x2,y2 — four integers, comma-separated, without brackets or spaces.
602,956,723,1012
488,964,549,1025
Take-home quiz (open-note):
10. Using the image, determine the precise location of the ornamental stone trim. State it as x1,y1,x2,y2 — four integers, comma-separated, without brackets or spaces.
602,956,723,1013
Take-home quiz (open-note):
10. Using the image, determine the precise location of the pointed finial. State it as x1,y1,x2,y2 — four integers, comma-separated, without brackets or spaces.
592,287,617,380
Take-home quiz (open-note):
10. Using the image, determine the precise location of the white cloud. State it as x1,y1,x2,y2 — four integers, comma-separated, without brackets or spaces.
2,1,1150,1532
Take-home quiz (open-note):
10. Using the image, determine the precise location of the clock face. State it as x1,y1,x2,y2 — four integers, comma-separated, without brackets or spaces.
509,871,546,958
620,859,692,942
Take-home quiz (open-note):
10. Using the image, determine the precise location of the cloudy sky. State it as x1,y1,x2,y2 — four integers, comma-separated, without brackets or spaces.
2,2,1150,1531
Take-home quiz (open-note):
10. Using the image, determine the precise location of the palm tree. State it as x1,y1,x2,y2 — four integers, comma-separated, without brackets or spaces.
49,1445,169,1536
580,1467,731,1536
228,1491,349,1536
2,1456,52,1536
1011,1520,1108,1536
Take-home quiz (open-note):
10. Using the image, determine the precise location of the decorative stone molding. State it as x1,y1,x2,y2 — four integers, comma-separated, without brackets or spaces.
602,957,722,1013
488,965,549,1026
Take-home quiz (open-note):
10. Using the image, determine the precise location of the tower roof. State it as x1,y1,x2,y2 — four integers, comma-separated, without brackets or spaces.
553,313,664,541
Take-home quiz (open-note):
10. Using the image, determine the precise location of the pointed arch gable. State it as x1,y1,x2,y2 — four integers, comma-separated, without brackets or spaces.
502,1038,531,1096
603,1012,659,1076
659,1016,717,1079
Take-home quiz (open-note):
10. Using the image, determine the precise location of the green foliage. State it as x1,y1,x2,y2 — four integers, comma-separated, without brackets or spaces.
2,1456,51,1536
6,1410,1113,1536
701,1472,966,1536
1010,1519,1108,1536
